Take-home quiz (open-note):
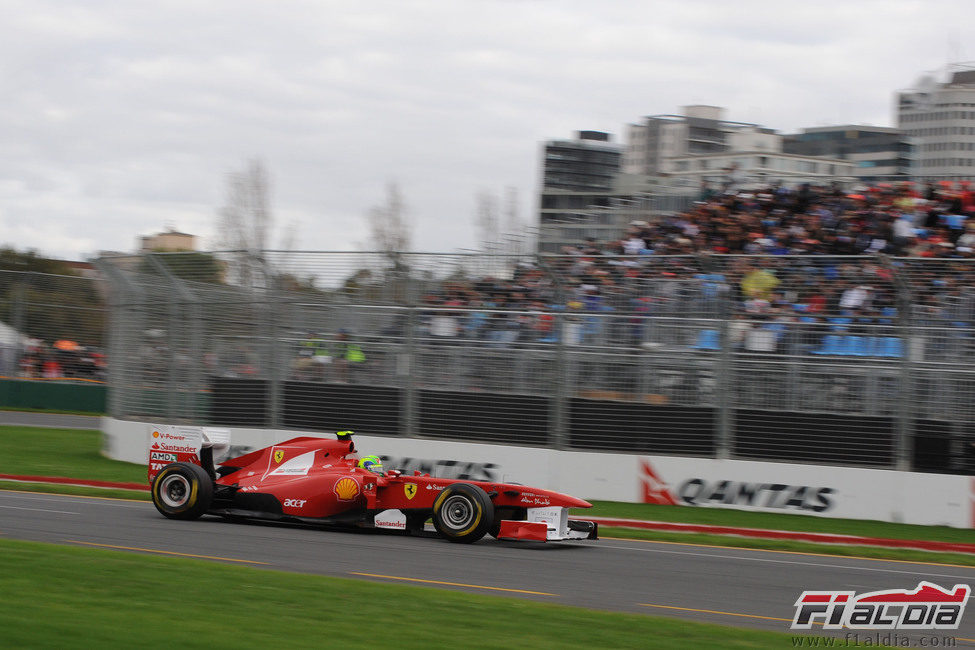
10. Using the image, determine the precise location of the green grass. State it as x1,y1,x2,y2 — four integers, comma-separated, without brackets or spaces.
0,481,149,501
575,500,975,544
599,527,975,567
0,405,104,416
0,425,145,484
0,538,795,649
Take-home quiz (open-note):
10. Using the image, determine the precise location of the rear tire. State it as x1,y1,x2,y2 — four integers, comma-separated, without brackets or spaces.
432,484,493,544
151,462,213,520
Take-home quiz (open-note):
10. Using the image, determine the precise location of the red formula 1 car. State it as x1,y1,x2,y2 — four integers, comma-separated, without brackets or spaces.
147,426,597,544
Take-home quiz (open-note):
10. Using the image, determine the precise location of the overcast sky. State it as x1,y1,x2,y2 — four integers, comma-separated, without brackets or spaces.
2,0,974,261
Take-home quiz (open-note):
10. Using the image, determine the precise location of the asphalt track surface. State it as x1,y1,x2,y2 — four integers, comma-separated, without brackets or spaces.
4,489,975,644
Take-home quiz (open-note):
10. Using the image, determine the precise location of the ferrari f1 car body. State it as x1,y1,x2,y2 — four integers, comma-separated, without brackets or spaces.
147,426,597,544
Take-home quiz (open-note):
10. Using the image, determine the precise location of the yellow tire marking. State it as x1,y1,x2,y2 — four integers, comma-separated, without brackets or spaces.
640,602,792,622
350,572,556,596
602,536,975,569
66,540,269,565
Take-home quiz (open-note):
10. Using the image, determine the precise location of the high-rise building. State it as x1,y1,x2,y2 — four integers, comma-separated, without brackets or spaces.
898,66,975,183
623,105,777,176
537,131,631,253
782,126,912,184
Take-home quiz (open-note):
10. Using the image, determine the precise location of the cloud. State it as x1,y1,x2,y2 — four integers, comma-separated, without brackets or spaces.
0,0,973,259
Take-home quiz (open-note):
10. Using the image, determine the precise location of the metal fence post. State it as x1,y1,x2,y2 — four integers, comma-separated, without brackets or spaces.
715,283,734,459
93,259,138,420
538,255,568,450
265,275,283,429
401,294,418,438
879,254,913,471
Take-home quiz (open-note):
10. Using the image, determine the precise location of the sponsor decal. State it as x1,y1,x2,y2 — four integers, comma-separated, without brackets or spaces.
149,462,166,471
273,450,285,464
152,430,160,438
150,452,177,462
239,485,259,492
519,496,551,506
283,498,307,509
792,582,970,630
640,460,679,505
640,459,836,513
379,456,498,481
374,509,407,529
266,450,315,478
151,442,160,450
404,483,417,500
425,483,445,491
334,477,360,501
155,442,201,454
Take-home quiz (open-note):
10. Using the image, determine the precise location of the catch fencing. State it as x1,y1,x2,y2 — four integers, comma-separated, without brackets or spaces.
91,250,975,474
0,270,108,381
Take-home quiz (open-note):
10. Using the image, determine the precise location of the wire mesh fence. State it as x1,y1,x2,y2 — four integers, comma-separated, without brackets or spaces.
0,270,108,380
5,251,974,473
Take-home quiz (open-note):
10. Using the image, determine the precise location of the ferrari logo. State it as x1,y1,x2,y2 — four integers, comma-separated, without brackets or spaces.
404,483,417,500
273,450,285,464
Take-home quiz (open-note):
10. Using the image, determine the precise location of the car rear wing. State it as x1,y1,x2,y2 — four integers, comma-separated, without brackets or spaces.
147,424,231,485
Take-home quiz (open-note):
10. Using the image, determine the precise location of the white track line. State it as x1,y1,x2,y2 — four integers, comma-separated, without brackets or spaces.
0,504,78,515
604,542,975,580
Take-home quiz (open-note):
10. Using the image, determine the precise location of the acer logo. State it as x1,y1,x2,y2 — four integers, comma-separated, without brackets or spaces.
283,498,307,508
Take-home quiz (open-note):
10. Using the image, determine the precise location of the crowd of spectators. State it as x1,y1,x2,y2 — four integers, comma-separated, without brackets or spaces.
17,339,106,380
403,181,975,353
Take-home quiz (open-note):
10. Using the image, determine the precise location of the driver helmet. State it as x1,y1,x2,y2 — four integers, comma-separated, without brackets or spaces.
357,455,383,474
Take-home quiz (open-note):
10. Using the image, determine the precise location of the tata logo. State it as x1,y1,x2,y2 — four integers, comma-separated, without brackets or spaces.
283,499,307,509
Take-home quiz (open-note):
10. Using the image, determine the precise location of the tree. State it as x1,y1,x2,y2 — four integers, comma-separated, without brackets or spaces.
139,251,226,285
474,189,500,252
368,181,412,255
0,247,106,346
216,160,273,289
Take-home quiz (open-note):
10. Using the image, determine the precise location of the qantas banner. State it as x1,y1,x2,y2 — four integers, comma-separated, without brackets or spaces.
104,418,972,528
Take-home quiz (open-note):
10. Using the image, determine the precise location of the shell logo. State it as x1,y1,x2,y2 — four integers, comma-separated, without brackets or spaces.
334,477,360,501
152,431,160,438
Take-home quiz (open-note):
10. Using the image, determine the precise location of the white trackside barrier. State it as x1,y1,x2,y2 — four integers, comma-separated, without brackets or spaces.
102,417,973,528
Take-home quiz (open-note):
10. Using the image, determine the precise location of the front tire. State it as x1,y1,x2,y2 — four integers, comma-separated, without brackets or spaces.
432,484,493,544
151,462,213,520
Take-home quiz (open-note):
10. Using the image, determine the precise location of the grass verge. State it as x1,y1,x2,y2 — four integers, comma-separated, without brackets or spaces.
599,528,975,567
0,481,149,501
0,406,104,416
0,538,795,649
0,425,145,484
575,501,975,545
